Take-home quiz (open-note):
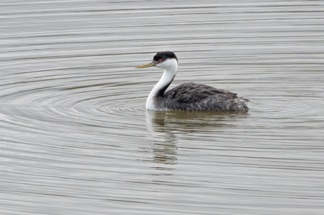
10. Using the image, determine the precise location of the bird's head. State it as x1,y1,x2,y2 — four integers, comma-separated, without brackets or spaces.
136,51,178,71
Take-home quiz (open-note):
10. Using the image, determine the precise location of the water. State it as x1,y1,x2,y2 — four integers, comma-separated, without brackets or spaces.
1,0,324,214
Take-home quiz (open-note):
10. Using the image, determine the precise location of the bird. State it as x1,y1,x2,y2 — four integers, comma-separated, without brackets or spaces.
136,51,249,112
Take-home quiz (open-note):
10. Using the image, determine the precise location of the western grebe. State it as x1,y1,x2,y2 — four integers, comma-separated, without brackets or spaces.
136,51,249,112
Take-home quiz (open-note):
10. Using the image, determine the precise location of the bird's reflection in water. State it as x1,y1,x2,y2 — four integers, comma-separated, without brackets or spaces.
145,110,248,167
146,111,178,166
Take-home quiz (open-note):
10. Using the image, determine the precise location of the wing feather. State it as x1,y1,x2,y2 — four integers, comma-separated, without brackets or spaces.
162,82,248,111
164,82,237,103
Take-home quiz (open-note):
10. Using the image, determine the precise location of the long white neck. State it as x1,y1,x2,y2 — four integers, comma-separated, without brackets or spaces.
146,59,178,110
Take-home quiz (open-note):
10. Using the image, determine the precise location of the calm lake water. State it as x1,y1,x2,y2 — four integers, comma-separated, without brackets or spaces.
1,0,324,214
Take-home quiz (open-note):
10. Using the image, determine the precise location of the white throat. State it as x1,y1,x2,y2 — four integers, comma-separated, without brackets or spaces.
146,58,178,110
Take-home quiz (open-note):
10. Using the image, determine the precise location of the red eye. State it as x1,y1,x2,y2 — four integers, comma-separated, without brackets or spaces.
159,59,164,63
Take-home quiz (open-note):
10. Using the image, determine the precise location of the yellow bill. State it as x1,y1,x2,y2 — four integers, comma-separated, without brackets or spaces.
136,62,156,68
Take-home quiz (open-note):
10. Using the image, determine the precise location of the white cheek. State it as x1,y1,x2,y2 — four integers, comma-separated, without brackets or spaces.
156,59,178,70
156,61,166,68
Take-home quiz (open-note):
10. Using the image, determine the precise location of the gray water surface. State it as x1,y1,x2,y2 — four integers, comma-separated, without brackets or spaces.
1,1,324,214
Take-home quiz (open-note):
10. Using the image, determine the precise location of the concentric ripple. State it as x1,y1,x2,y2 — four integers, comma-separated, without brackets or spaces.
1,1,324,215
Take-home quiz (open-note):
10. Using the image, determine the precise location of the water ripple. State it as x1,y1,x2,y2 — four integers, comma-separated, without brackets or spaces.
1,0,324,215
